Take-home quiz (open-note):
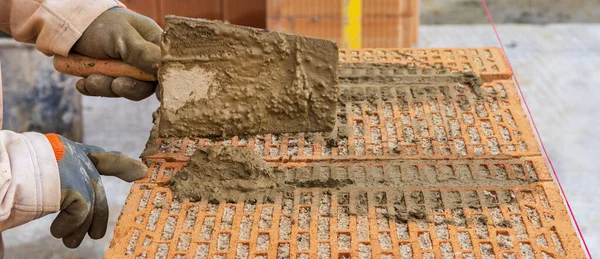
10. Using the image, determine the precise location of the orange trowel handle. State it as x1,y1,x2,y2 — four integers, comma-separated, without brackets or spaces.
53,54,157,81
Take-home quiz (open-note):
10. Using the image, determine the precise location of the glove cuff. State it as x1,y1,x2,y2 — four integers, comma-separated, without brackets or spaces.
45,134,66,162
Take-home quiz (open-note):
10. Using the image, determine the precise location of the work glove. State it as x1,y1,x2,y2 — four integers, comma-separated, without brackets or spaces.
71,7,162,101
45,134,147,248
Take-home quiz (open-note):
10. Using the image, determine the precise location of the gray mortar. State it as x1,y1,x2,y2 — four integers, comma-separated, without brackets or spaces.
158,16,338,138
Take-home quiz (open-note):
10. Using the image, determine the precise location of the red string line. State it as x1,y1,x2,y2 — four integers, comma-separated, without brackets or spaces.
479,0,592,257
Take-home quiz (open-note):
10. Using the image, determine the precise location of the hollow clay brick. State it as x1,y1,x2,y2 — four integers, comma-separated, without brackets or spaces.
107,48,585,259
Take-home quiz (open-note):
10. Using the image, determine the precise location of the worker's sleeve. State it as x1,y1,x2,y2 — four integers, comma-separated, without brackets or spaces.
0,0,125,56
0,131,61,232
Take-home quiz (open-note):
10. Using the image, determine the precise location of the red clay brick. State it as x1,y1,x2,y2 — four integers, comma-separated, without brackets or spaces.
106,48,585,259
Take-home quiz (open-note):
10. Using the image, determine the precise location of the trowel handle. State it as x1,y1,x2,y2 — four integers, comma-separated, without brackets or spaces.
53,54,157,81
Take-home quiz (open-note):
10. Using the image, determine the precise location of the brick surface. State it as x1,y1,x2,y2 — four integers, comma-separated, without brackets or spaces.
107,48,586,259
266,0,420,47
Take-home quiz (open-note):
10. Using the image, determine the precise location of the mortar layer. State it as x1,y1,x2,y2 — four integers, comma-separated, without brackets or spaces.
158,16,339,138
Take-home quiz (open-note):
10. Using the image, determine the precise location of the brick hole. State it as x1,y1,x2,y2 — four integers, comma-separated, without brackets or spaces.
358,243,372,259
440,242,454,259
177,233,191,251
480,243,496,259
255,255,268,259
498,125,512,142
352,168,368,188
400,113,411,124
418,220,429,230
487,138,501,155
239,216,253,240
476,102,489,118
355,141,366,156
432,113,443,125
454,139,467,156
217,206,235,230
421,138,433,155
519,242,535,259
259,207,274,230
206,203,218,214
434,215,449,239
257,234,270,251
448,119,461,137
481,120,494,136
125,229,141,256
156,244,168,259
452,208,467,228
142,236,152,247
381,254,394,259
417,120,429,137
519,141,528,151
195,244,209,259
503,253,517,259
497,231,514,250
357,192,369,214
138,189,152,211
458,232,473,250
254,137,265,156
418,232,433,250
357,216,370,240
149,164,160,182
269,146,280,156
536,234,550,248
352,103,362,117
504,110,517,127
406,145,418,155
317,215,330,240
443,102,457,118
318,243,331,259
298,207,311,230
434,126,448,144
338,206,350,230
463,190,482,211
511,215,529,239
506,145,516,151
235,244,249,259
161,216,177,240
146,208,161,231
300,191,314,205
524,161,538,180
549,227,566,255
493,164,509,180
440,146,452,155
463,253,476,259
199,216,216,241
287,139,298,156
217,233,230,251
414,102,425,118
494,114,503,122
399,243,413,259
402,127,415,143
484,190,499,204
338,253,351,259
467,127,481,144
338,233,351,250
376,207,390,230
473,215,490,239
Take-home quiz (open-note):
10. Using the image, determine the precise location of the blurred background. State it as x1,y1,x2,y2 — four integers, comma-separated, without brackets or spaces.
1,0,598,258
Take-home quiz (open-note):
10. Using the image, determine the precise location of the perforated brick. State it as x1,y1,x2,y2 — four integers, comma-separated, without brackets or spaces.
107,48,585,259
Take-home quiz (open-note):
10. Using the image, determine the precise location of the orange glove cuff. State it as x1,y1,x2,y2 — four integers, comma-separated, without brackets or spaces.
45,134,66,162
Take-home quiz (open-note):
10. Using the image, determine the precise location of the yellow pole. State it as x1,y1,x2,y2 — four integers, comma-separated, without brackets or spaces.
342,0,362,48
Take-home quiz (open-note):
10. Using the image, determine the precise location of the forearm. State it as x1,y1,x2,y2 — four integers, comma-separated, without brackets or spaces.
0,0,124,56
0,130,60,231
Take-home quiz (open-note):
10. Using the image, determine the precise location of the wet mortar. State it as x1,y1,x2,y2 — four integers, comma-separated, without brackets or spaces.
158,16,338,138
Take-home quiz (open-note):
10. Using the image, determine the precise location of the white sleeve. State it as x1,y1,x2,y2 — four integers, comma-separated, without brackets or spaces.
0,131,61,231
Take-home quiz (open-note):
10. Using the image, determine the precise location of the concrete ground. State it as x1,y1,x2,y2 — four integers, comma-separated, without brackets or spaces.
3,24,598,258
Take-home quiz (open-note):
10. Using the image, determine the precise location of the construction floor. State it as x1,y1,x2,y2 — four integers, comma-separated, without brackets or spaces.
2,24,598,258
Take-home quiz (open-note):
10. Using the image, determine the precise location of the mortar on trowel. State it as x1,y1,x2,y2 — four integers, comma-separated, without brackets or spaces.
54,16,340,202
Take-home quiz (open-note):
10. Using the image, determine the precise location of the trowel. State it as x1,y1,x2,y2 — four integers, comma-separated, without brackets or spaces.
54,16,339,138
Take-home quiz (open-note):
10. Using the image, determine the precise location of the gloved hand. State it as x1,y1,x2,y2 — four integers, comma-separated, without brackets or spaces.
45,134,147,248
71,7,162,101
